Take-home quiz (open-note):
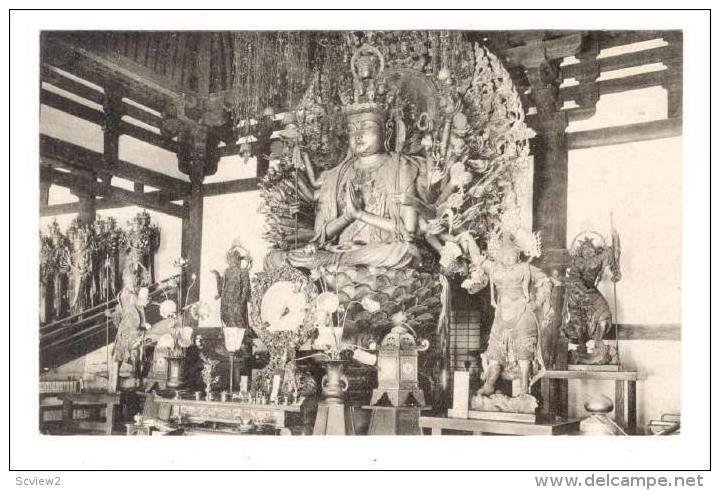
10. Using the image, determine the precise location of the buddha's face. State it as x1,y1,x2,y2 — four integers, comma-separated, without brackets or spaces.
498,249,520,266
348,115,384,157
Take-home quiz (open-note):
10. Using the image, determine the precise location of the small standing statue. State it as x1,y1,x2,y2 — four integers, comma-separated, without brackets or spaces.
49,221,71,320
39,231,55,324
109,266,149,392
122,211,158,286
93,218,109,304
101,217,124,301
468,228,556,414
212,241,253,385
68,220,95,315
562,229,621,365
211,241,252,330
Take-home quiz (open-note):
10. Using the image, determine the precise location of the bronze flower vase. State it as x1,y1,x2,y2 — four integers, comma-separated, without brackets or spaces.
320,360,349,404
313,360,354,435
166,356,186,389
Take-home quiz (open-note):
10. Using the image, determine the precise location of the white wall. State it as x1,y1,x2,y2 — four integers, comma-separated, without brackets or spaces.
40,105,103,152
565,85,682,432
567,136,682,325
198,189,270,328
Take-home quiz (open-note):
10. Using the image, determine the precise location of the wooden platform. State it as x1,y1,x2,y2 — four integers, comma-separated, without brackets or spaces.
419,416,580,436
541,369,641,434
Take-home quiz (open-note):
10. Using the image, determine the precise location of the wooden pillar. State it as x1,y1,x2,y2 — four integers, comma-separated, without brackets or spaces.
76,192,97,224
503,34,582,270
663,32,683,121
531,114,568,250
570,33,600,122
526,59,570,268
526,56,570,374
254,110,275,178
178,127,209,316
101,88,123,188
39,178,51,207
71,169,97,225
181,179,203,310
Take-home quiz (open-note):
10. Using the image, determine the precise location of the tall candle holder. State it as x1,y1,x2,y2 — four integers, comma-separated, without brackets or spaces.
223,327,246,393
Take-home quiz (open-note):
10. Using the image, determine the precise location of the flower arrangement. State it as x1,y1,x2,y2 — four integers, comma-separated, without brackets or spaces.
200,353,220,395
155,257,210,358
308,288,381,361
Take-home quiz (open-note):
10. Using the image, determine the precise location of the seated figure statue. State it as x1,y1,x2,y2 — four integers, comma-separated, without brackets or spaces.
265,103,422,271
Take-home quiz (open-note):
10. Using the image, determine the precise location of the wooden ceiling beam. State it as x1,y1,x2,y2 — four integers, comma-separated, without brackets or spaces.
120,101,164,129
202,178,259,197
103,185,185,218
562,45,673,79
119,120,177,153
41,165,186,218
42,37,177,113
41,189,186,217
41,197,132,217
561,69,670,101
567,118,681,150
40,135,190,196
41,65,104,104
597,31,669,50
41,88,176,152
42,64,165,130
502,33,583,67
41,88,104,125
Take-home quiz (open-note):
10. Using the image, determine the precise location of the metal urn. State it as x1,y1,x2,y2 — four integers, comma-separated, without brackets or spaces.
166,356,186,389
320,359,349,404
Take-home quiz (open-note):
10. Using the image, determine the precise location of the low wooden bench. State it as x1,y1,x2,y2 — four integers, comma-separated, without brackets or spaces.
57,392,122,435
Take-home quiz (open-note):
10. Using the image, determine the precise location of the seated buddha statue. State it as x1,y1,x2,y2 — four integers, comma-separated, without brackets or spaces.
265,90,423,272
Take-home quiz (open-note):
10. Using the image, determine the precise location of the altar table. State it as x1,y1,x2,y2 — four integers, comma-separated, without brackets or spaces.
153,396,308,433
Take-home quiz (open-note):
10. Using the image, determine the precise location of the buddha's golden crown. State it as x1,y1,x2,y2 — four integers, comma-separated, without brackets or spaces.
340,44,390,122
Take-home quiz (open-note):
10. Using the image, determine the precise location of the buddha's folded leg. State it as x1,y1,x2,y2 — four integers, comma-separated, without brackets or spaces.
338,242,421,269
264,242,421,271
264,249,341,271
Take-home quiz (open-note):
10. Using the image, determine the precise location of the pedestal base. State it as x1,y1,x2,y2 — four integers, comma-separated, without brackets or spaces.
568,364,620,372
313,402,355,435
369,388,425,407
363,406,425,435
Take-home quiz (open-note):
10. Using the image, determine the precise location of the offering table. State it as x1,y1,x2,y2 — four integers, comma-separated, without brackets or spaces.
153,396,312,434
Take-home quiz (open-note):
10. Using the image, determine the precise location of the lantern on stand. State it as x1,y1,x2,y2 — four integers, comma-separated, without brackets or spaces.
370,322,428,407
364,315,430,435
223,327,246,393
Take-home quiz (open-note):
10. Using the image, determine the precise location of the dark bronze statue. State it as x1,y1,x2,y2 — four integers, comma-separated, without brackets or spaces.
212,243,252,329
562,230,621,365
